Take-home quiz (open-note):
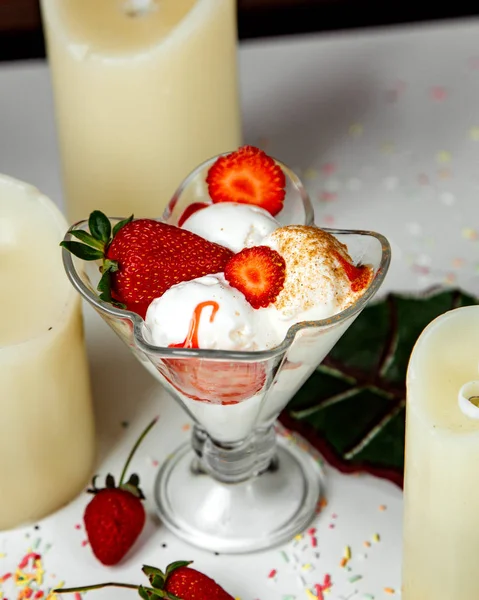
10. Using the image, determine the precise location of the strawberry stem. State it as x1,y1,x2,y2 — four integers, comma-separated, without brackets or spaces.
119,417,158,487
55,583,139,594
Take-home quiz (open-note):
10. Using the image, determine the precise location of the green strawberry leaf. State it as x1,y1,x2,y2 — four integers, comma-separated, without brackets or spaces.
138,585,153,599
113,214,134,238
70,229,105,251
89,210,112,243
102,258,119,273
128,473,140,487
281,287,478,486
165,561,193,577
98,270,113,302
105,474,115,488
142,565,165,588
60,241,103,261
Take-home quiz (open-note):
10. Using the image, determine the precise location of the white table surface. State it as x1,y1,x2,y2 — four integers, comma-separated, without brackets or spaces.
3,16,479,599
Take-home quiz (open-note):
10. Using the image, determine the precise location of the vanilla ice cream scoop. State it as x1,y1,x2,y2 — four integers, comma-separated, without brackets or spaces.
144,273,269,350
262,225,372,323
181,202,279,252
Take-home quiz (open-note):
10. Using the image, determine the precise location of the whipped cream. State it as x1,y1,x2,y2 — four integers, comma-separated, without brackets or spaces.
181,202,279,252
263,226,360,318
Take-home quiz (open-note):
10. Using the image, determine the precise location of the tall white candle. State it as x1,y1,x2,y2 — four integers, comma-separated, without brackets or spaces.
402,305,479,599
40,0,242,222
0,175,95,530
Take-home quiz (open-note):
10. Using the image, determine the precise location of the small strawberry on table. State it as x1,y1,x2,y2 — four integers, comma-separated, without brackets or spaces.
83,418,157,566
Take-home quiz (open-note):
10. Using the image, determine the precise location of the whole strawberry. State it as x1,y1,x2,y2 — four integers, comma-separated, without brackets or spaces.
84,418,157,566
55,561,235,600
61,211,233,319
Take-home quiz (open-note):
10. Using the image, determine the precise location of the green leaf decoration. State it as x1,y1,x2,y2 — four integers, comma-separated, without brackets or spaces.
60,240,104,261
89,210,112,243
113,214,134,238
70,229,105,251
280,287,478,487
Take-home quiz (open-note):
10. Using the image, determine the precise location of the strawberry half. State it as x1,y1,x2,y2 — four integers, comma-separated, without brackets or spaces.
83,418,157,566
225,245,286,309
61,211,233,319
55,560,235,600
206,145,286,216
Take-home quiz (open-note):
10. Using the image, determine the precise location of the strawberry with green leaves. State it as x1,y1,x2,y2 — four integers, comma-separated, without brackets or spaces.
61,211,233,319
83,418,157,566
55,561,235,600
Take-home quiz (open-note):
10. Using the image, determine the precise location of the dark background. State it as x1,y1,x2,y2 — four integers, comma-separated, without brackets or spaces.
0,0,478,62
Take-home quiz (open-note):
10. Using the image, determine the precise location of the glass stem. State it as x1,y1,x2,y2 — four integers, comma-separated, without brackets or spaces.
192,424,278,484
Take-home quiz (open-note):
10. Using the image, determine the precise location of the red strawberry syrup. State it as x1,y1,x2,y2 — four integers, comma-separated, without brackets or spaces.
169,301,219,349
333,251,372,292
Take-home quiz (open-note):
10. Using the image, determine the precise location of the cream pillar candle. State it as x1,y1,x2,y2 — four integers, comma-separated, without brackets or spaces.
0,175,95,530
402,305,479,599
40,0,242,223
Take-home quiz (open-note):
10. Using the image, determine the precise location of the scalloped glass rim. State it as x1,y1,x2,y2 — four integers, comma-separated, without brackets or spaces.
62,226,391,361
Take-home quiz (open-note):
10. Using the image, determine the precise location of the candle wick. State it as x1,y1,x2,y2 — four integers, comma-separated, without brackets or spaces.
458,381,479,418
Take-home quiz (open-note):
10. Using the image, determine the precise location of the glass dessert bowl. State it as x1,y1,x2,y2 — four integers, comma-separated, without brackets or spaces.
62,149,391,553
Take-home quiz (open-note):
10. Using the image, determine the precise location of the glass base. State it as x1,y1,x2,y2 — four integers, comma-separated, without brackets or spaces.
153,435,325,553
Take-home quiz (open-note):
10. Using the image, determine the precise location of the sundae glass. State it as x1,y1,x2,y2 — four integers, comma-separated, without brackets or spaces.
62,149,391,553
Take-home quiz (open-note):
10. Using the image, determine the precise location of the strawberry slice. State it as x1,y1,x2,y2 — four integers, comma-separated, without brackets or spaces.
178,202,210,227
206,146,286,216
161,358,266,404
225,246,286,309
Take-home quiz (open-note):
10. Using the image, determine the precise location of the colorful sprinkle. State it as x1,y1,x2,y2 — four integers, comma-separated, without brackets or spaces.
436,150,451,164
304,168,319,180
349,575,363,583
417,173,429,185
305,589,317,600
372,534,380,543
380,142,395,154
349,123,364,137
268,569,277,579
321,162,337,175
379,505,387,511
319,191,338,202
469,127,479,141
438,166,452,179
430,86,447,101
462,228,479,240
384,588,395,595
